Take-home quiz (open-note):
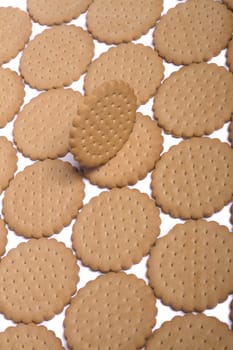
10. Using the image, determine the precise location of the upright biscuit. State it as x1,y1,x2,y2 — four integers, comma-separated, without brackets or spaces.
87,0,163,44
145,314,233,350
0,7,31,64
154,63,233,137
70,81,136,167
0,218,7,258
27,0,92,25
154,0,233,65
151,138,233,219
14,88,83,160
0,68,25,128
224,0,233,10
147,220,233,312
64,272,156,350
0,238,79,323
20,25,94,90
85,113,163,188
3,159,84,238
0,137,17,194
227,37,233,72
84,43,164,105
72,188,160,272
0,324,64,350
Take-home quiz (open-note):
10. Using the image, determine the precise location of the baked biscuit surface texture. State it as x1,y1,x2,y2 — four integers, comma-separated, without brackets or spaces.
0,136,17,194
154,0,233,65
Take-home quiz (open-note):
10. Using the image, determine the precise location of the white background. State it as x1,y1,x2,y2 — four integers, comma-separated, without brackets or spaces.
0,0,232,348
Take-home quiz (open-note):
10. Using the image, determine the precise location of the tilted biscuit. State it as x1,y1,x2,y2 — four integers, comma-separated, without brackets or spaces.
72,188,160,272
87,0,163,44
0,238,79,323
3,159,84,238
20,25,94,90
70,80,136,167
64,272,156,350
14,88,83,160
147,220,233,312
85,113,163,188
146,314,233,350
154,0,233,65
151,138,233,219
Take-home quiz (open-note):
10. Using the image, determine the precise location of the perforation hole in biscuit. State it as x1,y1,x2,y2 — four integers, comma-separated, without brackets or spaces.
146,314,233,349
154,63,233,137
14,89,82,160
154,0,233,65
64,273,156,350
87,0,163,44
84,43,164,105
72,188,160,272
0,238,79,323
85,113,163,187
27,0,92,25
148,220,233,312
20,25,94,90
0,324,65,350
151,138,233,219
2,159,84,238
0,7,32,65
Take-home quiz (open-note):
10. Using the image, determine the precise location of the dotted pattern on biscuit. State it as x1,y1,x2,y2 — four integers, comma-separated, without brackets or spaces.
0,324,65,350
0,137,17,194
151,137,233,219
85,113,163,188
70,80,136,167
0,68,25,128
2,159,85,238
27,0,92,25
87,0,163,44
0,218,7,257
154,63,233,137
0,238,79,323
146,314,233,350
20,25,94,90
84,43,164,105
0,7,32,65
147,220,233,312
154,0,233,65
64,272,156,350
13,88,82,160
72,188,160,272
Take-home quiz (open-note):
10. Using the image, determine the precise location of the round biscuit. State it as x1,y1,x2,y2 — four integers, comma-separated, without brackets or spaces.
0,324,64,350
0,7,32,65
151,137,233,219
14,88,83,160
0,238,79,323
72,188,160,272
0,218,7,258
85,113,163,188
154,63,233,137
0,68,25,128
0,137,17,194
2,159,84,238
147,220,233,312
70,80,137,167
84,43,164,106
154,0,233,65
145,314,233,350
20,25,94,90
27,0,92,25
64,272,156,350
87,0,163,44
